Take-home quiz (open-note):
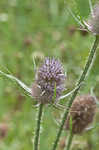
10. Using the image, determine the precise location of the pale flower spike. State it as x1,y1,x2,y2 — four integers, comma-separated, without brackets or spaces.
0,70,32,95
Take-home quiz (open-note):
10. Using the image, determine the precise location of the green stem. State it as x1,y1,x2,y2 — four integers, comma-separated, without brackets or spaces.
34,103,43,150
78,36,99,85
51,36,99,150
65,133,73,150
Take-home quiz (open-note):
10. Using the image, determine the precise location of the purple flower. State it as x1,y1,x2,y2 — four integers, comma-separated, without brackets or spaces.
32,57,66,104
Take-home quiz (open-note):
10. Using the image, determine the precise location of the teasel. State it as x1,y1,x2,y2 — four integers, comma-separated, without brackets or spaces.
0,57,66,150
32,57,66,104
32,57,66,150
85,3,99,35
65,95,96,134
51,29,99,150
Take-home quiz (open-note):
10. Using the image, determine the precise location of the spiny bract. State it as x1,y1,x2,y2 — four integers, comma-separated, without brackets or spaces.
86,3,99,35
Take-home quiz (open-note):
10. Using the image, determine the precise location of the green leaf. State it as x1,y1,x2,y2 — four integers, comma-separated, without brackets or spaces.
0,70,32,95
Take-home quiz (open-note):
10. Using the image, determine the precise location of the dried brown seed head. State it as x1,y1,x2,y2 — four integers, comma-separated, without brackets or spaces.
65,95,96,134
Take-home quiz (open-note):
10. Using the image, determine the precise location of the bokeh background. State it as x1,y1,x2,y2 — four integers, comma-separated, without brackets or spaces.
0,0,99,150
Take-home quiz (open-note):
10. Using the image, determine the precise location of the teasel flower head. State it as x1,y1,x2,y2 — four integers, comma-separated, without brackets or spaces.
85,3,99,35
65,95,96,134
32,57,66,104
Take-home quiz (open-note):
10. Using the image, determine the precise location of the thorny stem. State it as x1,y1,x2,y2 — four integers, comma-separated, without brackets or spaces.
51,36,99,150
34,103,43,150
78,36,99,85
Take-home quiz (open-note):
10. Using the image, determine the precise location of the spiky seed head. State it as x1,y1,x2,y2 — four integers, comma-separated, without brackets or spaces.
86,3,99,35
32,57,66,104
65,95,96,134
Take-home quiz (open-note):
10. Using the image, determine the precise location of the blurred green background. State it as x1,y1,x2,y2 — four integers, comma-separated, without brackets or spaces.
0,0,99,150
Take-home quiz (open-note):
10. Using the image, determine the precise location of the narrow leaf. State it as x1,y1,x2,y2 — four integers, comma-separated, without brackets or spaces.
0,70,32,94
